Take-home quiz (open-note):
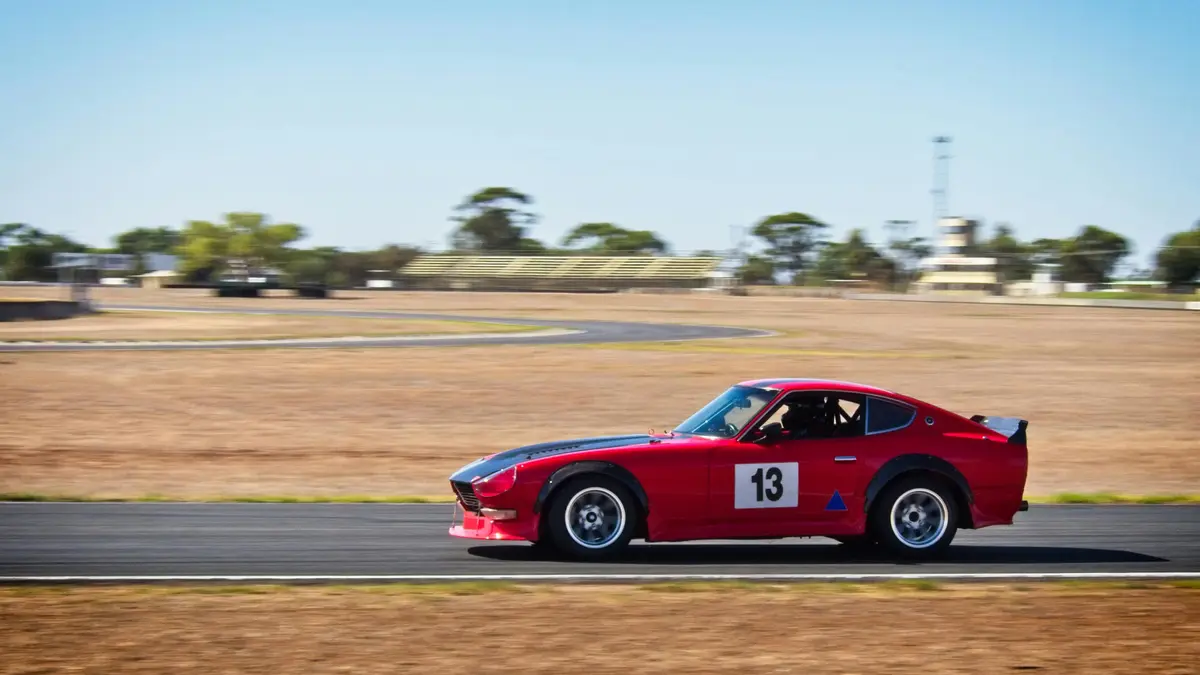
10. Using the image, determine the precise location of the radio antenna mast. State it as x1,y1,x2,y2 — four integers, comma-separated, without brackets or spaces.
931,135,952,232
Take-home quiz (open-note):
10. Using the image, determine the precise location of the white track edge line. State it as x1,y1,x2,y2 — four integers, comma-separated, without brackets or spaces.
2,572,1198,582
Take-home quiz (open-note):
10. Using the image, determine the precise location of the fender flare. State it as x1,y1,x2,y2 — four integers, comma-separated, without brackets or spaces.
863,454,974,515
532,460,650,517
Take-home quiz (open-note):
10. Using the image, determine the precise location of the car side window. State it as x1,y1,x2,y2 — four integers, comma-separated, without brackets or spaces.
865,397,916,435
758,392,866,440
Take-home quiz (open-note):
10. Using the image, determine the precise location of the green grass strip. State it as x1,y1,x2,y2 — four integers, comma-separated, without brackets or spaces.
1027,493,1200,505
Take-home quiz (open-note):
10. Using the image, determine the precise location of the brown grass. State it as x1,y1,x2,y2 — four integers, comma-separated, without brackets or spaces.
0,287,1196,498
0,310,533,341
2,583,1197,674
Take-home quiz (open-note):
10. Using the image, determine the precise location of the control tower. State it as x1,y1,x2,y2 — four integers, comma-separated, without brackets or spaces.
913,217,1001,294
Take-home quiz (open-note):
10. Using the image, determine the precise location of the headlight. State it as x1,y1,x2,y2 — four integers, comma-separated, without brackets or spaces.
473,465,518,498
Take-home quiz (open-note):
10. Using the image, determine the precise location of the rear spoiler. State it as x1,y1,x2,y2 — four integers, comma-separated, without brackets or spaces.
969,415,1028,445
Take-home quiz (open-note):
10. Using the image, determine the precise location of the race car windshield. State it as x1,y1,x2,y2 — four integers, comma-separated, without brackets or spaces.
673,385,776,438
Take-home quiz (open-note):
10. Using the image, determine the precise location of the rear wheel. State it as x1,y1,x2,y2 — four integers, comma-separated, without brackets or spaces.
869,475,958,558
544,475,637,561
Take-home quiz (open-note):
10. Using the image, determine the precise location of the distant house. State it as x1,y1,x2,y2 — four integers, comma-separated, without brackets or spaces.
135,269,182,289
1006,263,1063,297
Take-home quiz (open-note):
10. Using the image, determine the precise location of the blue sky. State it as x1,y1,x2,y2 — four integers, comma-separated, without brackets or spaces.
1,0,1196,269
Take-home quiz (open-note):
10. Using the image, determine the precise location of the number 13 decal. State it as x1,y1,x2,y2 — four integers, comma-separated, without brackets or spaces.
751,466,783,501
734,462,798,509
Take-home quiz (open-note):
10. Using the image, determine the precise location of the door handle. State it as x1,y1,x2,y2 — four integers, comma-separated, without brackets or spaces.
834,456,857,463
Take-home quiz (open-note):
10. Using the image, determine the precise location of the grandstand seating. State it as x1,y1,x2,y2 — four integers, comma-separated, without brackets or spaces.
398,254,724,291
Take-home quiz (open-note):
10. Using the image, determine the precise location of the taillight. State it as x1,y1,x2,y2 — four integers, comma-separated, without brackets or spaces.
473,465,517,498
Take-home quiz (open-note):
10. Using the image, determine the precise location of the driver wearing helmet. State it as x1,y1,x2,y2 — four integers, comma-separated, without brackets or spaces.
780,396,824,438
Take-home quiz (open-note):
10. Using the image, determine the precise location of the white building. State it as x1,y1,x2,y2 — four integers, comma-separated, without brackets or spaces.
913,217,1001,295
1006,263,1063,297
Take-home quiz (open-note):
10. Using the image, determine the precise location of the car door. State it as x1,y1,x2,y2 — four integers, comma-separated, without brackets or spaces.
706,436,805,536
707,391,868,536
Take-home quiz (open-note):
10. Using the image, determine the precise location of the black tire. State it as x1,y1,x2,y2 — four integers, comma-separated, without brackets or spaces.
869,474,959,559
544,475,638,561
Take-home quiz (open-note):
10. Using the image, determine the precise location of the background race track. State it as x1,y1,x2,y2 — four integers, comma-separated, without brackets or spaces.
0,304,775,351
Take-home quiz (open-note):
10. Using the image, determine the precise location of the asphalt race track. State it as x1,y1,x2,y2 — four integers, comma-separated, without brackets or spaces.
1,503,1197,581
0,304,775,352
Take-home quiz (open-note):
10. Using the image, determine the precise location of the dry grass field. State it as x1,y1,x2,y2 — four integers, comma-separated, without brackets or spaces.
0,310,536,342
1,287,1196,498
2,582,1197,674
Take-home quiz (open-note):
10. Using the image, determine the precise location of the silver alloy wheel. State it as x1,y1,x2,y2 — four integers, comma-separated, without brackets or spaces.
564,486,626,549
889,487,949,549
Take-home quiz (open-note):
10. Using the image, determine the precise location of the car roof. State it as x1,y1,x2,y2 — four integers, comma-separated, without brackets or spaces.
736,378,908,400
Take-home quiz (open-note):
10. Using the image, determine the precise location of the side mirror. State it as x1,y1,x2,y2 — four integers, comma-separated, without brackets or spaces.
749,422,783,444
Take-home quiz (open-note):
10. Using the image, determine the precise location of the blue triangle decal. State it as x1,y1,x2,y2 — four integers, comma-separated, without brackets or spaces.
825,490,847,511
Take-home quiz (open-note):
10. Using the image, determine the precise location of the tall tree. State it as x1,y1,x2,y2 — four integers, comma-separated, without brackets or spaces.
288,247,342,285
737,255,776,285
1026,237,1067,266
371,244,421,273
177,219,232,281
449,187,543,253
176,212,305,281
0,224,88,281
113,226,182,274
561,222,668,255
751,212,828,282
983,222,1033,281
114,227,181,256
224,212,305,268
0,223,26,246
285,244,422,287
0,223,25,272
884,220,932,288
1060,225,1131,284
814,228,895,285
1154,221,1200,288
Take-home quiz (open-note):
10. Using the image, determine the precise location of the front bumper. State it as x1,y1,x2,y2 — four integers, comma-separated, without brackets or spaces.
447,502,537,541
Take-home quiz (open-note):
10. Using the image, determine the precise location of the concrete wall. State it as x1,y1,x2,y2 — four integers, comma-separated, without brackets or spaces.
0,300,93,322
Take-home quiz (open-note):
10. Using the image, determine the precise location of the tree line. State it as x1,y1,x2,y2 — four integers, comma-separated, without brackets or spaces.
2,186,1198,288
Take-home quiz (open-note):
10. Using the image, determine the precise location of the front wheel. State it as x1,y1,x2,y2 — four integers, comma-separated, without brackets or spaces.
544,476,637,561
869,476,958,558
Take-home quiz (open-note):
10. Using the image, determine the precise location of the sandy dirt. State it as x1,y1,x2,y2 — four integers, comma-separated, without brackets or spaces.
1,288,1197,498
0,310,533,341
2,583,1197,674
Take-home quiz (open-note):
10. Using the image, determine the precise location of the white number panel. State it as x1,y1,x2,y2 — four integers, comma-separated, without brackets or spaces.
734,462,798,509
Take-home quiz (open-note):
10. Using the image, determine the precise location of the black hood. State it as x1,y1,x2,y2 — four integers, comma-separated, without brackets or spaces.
449,434,652,483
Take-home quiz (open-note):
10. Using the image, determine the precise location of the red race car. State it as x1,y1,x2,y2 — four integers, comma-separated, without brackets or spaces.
448,378,1029,560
